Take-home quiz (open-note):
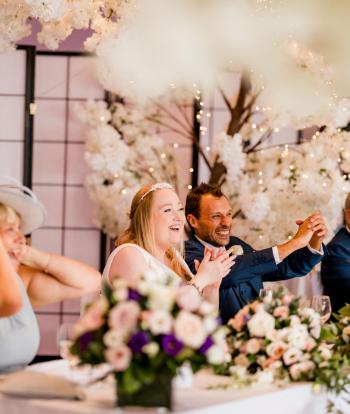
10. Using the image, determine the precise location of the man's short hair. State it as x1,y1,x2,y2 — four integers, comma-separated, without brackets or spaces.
185,183,225,220
345,193,350,210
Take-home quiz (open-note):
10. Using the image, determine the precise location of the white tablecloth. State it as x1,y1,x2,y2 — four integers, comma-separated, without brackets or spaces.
0,360,329,414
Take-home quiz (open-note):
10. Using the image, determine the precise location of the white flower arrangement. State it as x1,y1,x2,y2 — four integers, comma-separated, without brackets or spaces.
74,99,178,237
214,118,350,248
70,274,230,398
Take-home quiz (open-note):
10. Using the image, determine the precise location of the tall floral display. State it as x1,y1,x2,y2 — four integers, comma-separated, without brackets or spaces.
213,123,350,248
74,99,178,237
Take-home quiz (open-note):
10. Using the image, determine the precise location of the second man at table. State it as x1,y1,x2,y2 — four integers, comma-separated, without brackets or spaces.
184,183,328,323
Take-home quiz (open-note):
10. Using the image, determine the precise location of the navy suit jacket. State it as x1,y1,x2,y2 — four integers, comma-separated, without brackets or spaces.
185,235,325,323
321,227,350,311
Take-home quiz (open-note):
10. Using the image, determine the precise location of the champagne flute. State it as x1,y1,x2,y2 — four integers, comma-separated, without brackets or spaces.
311,295,332,324
56,323,79,379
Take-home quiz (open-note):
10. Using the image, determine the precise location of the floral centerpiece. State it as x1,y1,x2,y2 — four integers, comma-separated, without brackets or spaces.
223,287,350,413
70,273,230,409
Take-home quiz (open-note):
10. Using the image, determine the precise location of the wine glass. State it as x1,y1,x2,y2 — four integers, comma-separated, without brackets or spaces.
259,288,274,301
311,295,332,324
56,323,79,379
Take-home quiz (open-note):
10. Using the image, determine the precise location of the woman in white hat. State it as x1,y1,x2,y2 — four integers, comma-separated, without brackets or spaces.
0,176,101,373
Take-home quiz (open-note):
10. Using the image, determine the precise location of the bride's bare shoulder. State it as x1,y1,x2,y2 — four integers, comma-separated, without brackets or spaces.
109,244,148,282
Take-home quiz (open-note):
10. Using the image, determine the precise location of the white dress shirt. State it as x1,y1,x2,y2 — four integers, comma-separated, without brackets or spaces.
195,235,323,265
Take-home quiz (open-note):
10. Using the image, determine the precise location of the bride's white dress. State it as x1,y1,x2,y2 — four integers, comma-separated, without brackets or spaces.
102,243,193,287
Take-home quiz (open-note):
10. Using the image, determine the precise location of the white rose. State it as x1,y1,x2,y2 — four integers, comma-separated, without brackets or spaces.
290,315,301,326
212,326,230,343
148,285,176,311
206,345,226,365
174,311,207,349
198,301,215,316
231,245,244,256
318,343,332,360
283,347,303,366
287,325,309,350
142,342,160,358
289,363,302,380
203,316,218,334
103,329,124,348
148,310,172,335
246,338,261,354
247,309,275,337
113,288,128,302
310,324,321,339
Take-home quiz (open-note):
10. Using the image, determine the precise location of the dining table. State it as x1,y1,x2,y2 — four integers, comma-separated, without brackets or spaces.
0,359,331,414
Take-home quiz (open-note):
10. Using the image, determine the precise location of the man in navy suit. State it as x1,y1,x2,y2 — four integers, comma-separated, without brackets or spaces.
321,194,350,311
184,183,328,323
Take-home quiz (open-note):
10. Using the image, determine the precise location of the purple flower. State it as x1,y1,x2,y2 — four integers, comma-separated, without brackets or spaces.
128,331,150,353
161,334,184,357
79,332,94,352
198,336,214,354
128,288,141,302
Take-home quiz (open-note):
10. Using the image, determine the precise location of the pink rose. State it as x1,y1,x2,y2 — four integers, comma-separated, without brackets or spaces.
228,312,245,332
174,311,207,349
266,341,288,359
305,338,317,352
273,306,289,319
105,344,132,371
289,361,315,380
281,294,294,306
109,301,140,332
75,298,107,335
176,285,201,312
342,325,350,342
262,357,279,369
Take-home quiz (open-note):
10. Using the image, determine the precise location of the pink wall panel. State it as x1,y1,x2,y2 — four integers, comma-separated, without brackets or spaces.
33,143,65,183
34,100,66,142
66,143,90,184
0,96,25,140
35,56,68,98
0,50,26,94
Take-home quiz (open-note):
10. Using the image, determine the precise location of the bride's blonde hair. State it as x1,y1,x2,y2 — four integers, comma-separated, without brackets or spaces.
117,184,184,276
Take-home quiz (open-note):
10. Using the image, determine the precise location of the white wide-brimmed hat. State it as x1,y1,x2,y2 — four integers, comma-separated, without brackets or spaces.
0,175,47,235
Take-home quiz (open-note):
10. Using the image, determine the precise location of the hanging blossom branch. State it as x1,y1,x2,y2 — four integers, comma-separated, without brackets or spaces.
73,97,178,238
147,97,213,171
0,0,131,52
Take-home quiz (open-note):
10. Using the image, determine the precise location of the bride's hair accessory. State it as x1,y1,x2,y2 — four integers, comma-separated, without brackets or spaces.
139,182,174,203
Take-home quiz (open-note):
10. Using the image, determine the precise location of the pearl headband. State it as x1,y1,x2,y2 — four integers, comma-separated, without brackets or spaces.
139,182,174,203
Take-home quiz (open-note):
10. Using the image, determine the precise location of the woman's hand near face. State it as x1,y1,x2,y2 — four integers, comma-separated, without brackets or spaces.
0,238,22,316
17,244,50,270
